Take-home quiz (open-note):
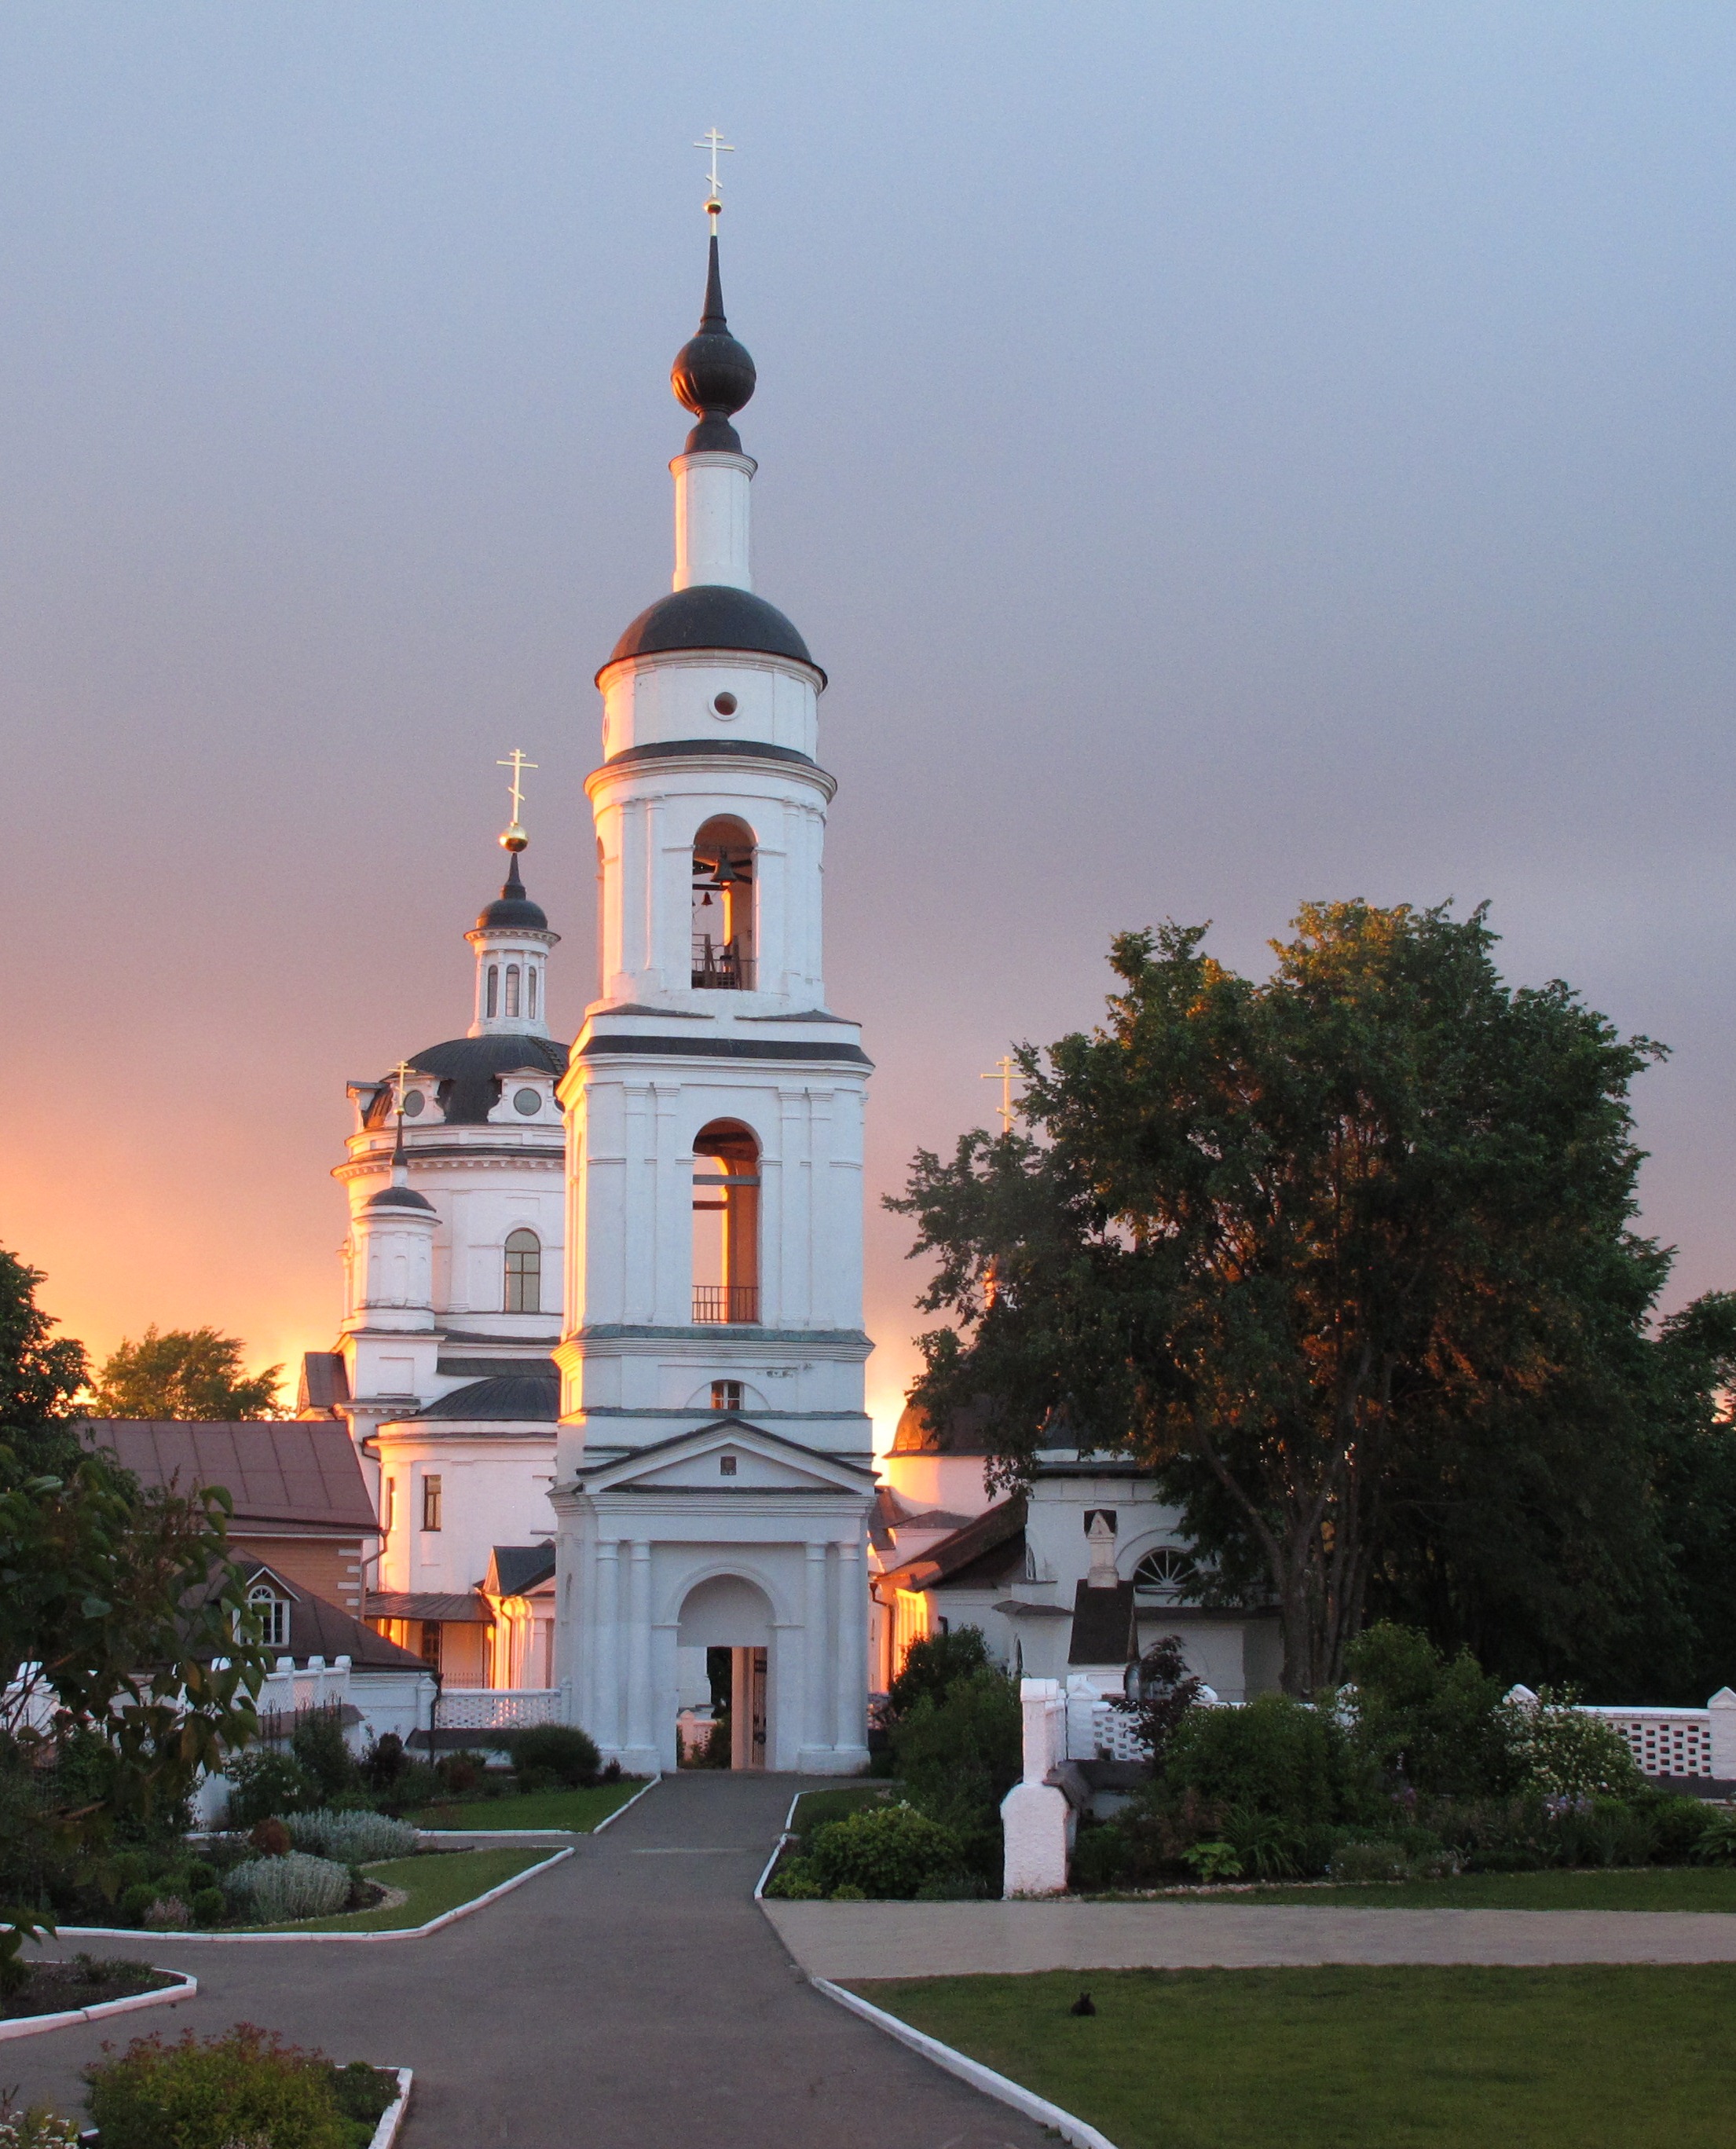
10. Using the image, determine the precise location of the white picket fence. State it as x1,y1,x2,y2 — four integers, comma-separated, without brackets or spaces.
437,1686,560,1733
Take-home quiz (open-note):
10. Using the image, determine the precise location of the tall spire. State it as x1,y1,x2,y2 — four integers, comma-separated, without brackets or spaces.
672,137,755,454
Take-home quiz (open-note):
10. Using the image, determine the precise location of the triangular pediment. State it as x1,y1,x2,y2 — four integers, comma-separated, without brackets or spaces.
582,1416,874,1497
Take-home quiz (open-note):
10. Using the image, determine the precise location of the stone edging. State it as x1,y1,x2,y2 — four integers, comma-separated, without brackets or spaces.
811,1977,1119,2149
591,1774,661,1832
48,1846,574,1946
0,1969,197,2043
368,2067,413,2149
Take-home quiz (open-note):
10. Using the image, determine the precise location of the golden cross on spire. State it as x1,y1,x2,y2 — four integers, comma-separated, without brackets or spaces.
980,1053,1024,1133
392,1059,413,1116
496,749,537,852
695,127,734,225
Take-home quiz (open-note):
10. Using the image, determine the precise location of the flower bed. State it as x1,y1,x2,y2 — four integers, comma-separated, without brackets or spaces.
1,1956,177,2023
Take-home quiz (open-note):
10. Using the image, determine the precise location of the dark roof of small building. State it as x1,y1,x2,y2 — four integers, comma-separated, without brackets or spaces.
366,1590,493,1625
891,1394,1000,1457
80,1419,379,1536
297,1353,351,1415
882,1496,1028,1594
485,1543,556,1598
1068,1579,1139,1667
474,851,549,933
233,1566,430,1671
415,1371,560,1422
603,584,819,677
396,1033,570,1126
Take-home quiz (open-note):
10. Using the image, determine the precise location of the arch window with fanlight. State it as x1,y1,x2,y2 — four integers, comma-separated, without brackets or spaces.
1133,1546,1199,1600
504,1228,542,1313
504,964,522,1018
247,1580,291,1650
692,1119,759,1323
485,965,500,1019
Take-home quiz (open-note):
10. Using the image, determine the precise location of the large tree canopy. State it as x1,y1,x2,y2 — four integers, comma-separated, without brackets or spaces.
90,1325,283,1420
892,902,1709,1696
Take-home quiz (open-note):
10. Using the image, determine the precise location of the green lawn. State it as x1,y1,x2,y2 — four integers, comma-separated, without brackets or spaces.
1166,1865,1736,1913
406,1780,643,1832
857,1964,1736,2149
255,1846,552,1932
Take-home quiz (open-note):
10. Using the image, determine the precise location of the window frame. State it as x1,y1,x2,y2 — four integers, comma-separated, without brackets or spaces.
504,1228,542,1314
421,1474,443,1532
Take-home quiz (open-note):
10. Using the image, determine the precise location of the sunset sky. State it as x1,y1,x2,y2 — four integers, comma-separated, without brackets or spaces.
2,5,1734,1444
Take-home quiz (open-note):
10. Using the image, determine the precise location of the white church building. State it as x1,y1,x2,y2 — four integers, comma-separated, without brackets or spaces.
298,215,1277,1771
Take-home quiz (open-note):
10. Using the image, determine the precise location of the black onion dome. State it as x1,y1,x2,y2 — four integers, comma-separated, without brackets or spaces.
603,584,819,676
474,852,548,933
671,235,756,452
363,1181,437,1214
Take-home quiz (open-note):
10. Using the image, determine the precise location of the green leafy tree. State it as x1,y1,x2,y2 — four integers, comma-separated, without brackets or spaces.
90,1327,283,1420
1342,1621,1519,1796
892,903,1672,1694
0,1256,266,1989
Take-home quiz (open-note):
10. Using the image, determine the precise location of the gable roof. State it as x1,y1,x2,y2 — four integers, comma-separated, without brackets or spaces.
80,1420,379,1537
228,1565,428,1672
880,1496,1028,1594
1068,1579,1139,1666
485,1543,556,1598
578,1415,877,1495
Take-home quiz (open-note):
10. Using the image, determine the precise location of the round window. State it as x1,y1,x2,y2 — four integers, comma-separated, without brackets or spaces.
513,1087,541,1115
401,1089,425,1118
712,691,738,716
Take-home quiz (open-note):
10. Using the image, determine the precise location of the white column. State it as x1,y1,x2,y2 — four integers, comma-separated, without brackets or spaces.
803,1541,830,1759
832,1536,866,1757
595,1539,621,1753
627,1539,652,1757
672,451,755,590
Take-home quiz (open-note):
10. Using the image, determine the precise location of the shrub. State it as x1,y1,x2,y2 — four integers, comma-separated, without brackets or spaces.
0,2105,82,2148
1507,1695,1645,1800
1343,1623,1520,1798
1115,1634,1205,1769
1634,1787,1720,1862
1167,1693,1375,1826
249,1816,292,1858
225,1750,316,1827
434,1752,485,1796
1328,1839,1412,1884
1179,1840,1243,1884
763,1858,822,1900
884,1627,993,1724
890,1667,1022,1880
289,1710,356,1804
1690,1810,1736,1865
284,1810,419,1864
119,1883,158,1927
141,1897,189,1931
330,2061,398,2136
502,1725,599,1788
82,2025,351,2149
183,1860,218,1895
190,1888,225,1927
363,1733,405,1792
224,1852,351,1924
808,1804,965,1899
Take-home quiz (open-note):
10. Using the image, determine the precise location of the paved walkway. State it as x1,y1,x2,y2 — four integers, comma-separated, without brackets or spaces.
762,1896,1736,1979
13,1775,1049,2149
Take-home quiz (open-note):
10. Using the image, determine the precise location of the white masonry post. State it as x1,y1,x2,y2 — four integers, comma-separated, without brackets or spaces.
1709,1688,1736,1780
1000,1678,1071,1898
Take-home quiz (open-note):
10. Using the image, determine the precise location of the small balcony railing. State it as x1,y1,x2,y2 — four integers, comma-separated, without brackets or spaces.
694,1284,760,1325
692,936,755,990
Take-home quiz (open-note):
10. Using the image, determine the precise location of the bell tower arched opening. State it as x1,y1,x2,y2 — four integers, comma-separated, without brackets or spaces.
692,1120,759,1325
691,816,755,989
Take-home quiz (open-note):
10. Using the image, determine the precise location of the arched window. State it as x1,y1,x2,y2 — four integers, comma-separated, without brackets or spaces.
1134,1546,1198,1600
527,965,538,1020
486,965,500,1019
691,816,756,990
504,1228,541,1313
248,1580,290,1650
692,1121,759,1323
505,964,522,1018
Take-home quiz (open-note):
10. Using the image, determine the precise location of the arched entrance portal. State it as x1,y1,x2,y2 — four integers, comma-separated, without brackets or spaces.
676,1573,773,1770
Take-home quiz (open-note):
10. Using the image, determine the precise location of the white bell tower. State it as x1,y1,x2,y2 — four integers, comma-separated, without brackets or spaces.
551,199,875,1774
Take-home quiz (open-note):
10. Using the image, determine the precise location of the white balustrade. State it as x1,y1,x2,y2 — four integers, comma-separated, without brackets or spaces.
436,1687,560,1732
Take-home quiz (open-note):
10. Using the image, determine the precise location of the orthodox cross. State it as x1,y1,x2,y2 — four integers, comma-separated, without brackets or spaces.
392,1059,414,1118
980,1053,1024,1133
496,749,537,826
695,127,734,222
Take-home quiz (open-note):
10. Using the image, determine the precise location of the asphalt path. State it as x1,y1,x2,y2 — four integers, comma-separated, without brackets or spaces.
12,1773,1050,2149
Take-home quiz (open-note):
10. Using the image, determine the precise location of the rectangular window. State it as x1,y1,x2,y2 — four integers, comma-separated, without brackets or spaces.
419,1621,442,1671
711,1379,742,1412
422,1474,442,1532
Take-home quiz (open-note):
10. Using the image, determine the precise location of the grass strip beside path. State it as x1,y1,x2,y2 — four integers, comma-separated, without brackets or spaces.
407,1781,640,1832
1148,1866,1736,1913
257,1847,548,1933
857,1964,1736,2149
